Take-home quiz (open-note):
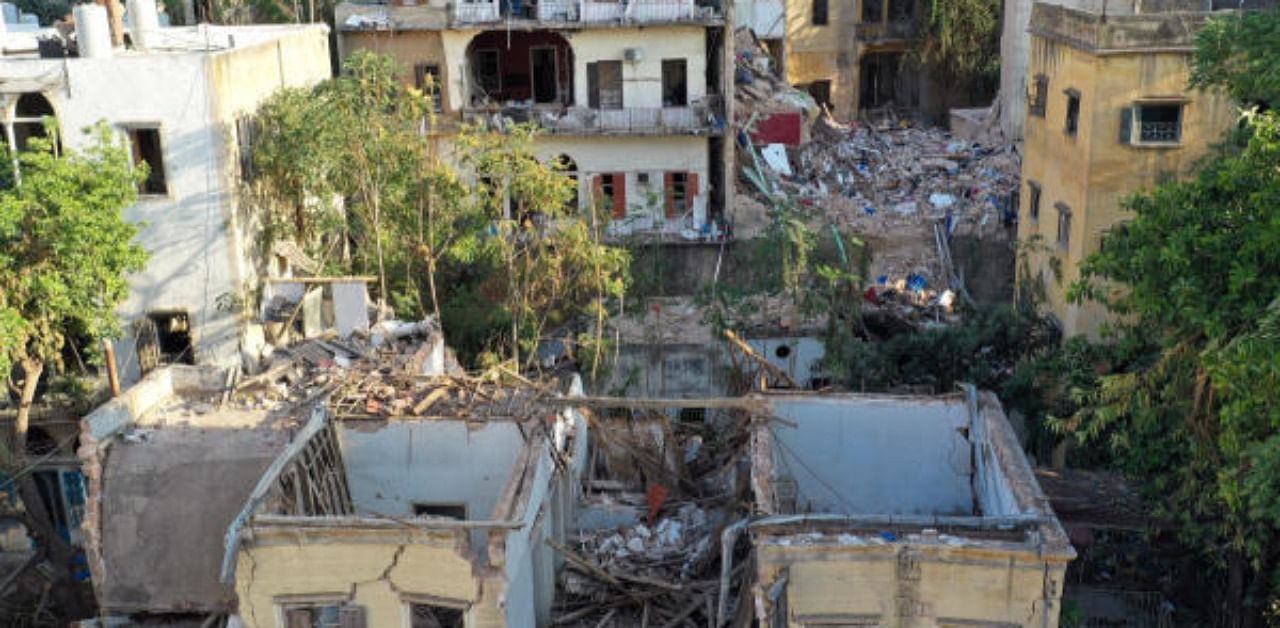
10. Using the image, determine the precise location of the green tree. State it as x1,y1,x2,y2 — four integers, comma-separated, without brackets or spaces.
1057,12,1280,622
0,124,148,619
913,0,1001,104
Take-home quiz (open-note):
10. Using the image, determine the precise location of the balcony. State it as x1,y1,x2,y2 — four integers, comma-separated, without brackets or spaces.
450,0,718,25
462,102,723,136
854,19,917,41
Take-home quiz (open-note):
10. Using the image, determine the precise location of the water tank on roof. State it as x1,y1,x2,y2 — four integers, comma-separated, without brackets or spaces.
128,0,160,50
74,4,112,59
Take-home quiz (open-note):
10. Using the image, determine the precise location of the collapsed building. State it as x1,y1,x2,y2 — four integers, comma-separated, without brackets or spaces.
0,13,331,380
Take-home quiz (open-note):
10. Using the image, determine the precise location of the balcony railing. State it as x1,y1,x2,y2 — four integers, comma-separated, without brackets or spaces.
854,20,917,41
462,103,722,135
451,0,714,24
1138,120,1180,143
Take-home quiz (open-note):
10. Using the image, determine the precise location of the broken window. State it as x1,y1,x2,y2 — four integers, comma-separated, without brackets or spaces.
812,0,828,25
12,92,57,154
147,311,194,365
1055,202,1071,250
1063,89,1080,137
661,59,688,107
282,603,365,628
126,126,168,195
409,604,465,628
1029,74,1048,118
664,171,697,218
473,49,500,96
1026,180,1041,221
587,60,623,110
595,172,626,218
413,503,466,519
679,407,706,423
807,80,832,110
414,63,443,112
530,46,560,104
236,116,258,183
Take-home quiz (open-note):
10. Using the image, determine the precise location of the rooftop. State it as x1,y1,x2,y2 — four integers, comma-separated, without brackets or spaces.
1028,1,1274,53
335,0,723,31
0,23,327,62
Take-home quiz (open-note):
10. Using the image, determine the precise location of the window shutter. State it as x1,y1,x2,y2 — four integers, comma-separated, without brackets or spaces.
687,172,699,213
1119,107,1132,144
664,172,676,218
613,172,627,219
587,62,600,109
338,605,366,628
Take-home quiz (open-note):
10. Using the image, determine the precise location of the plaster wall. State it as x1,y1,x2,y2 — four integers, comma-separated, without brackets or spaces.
566,26,708,109
1016,33,1235,338
0,26,330,381
756,540,1068,627
233,531,511,628
341,30,450,112
338,420,524,555
783,0,856,115
767,396,976,516
738,0,786,38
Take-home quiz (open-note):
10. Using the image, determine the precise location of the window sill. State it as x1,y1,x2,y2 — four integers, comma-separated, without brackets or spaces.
1127,141,1182,149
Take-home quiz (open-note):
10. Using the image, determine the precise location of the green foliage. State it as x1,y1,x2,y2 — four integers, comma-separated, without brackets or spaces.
0,125,147,378
14,0,70,25
251,52,629,371
1056,53,1280,616
914,0,1001,86
1191,11,1280,109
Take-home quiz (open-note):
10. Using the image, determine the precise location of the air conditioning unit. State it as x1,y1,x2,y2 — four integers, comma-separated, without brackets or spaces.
623,48,644,63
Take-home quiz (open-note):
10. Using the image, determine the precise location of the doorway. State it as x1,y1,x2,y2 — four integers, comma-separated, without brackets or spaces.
530,46,559,104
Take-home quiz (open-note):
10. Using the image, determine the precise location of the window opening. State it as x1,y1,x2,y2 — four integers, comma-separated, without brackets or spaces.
1055,202,1072,249
415,63,443,112
1027,180,1041,221
662,59,688,106
147,311,194,365
1064,89,1080,136
410,604,465,628
1029,74,1048,117
413,503,467,519
127,127,167,195
587,60,623,110
812,0,828,25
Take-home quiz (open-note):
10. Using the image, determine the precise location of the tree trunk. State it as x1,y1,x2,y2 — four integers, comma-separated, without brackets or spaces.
13,359,90,619
1227,548,1246,628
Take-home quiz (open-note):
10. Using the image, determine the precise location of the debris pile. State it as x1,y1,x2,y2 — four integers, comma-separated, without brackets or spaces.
733,27,817,124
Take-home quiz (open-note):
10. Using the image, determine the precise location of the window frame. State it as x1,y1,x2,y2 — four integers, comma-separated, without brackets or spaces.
1129,100,1185,146
1055,201,1072,250
1063,88,1081,137
121,123,170,198
661,58,688,107
1029,74,1048,118
812,0,829,25
414,63,444,113
401,593,470,628
1026,180,1042,222
274,594,352,628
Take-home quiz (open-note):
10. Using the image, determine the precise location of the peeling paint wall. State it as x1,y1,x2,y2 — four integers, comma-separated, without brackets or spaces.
766,395,977,516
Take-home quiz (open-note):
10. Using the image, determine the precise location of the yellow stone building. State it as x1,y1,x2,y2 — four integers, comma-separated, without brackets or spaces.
1016,2,1237,338
783,0,918,117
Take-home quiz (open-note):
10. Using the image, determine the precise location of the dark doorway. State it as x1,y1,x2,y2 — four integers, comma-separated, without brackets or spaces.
530,46,558,103
662,59,688,106
146,311,195,366
860,53,902,109
807,80,832,110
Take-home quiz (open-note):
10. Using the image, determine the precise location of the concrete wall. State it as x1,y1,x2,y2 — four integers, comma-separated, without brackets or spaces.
767,395,978,516
784,0,857,115
567,26,708,109
338,420,525,554
233,528,509,628
1016,26,1235,337
0,25,330,382
607,334,824,397
738,0,787,38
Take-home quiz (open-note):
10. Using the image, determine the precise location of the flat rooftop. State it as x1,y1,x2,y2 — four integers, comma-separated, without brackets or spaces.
0,23,327,60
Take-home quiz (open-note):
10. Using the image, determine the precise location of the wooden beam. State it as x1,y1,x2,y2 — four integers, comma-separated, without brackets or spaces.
263,276,378,284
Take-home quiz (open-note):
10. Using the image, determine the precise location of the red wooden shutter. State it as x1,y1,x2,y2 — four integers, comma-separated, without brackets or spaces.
664,172,676,218
613,172,627,219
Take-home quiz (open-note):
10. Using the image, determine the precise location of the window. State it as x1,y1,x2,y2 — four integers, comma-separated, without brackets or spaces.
1064,89,1080,136
664,171,697,218
413,503,466,519
595,172,626,219
414,63,443,112
1055,202,1071,249
1026,180,1041,221
410,604,464,628
126,127,167,195
473,49,500,95
807,80,832,110
147,311,194,365
12,92,57,153
236,116,258,183
281,602,364,628
679,407,706,423
1121,102,1183,145
812,0,828,25
1029,74,1047,118
661,59,688,107
862,0,882,22
587,60,623,110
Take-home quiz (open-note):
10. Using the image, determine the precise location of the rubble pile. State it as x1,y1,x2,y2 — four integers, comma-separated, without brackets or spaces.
733,27,817,120
789,116,1021,240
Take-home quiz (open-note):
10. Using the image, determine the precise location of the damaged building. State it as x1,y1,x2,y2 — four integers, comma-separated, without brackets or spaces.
334,0,735,239
746,389,1075,626
0,13,331,381
1014,0,1255,338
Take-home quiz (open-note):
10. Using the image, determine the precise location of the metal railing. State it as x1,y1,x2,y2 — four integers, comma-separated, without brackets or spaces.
462,103,719,135
451,0,712,24
1138,120,1180,143
854,19,917,40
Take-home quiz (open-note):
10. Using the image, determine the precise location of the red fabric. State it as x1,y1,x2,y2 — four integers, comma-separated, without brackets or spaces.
646,484,668,524
750,111,804,146
663,172,676,218
612,171,626,219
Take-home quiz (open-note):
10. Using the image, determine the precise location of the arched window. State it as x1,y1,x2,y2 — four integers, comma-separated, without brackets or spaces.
12,92,58,153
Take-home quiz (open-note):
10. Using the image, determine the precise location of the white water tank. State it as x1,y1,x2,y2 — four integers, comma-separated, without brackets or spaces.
127,0,159,50
74,4,112,59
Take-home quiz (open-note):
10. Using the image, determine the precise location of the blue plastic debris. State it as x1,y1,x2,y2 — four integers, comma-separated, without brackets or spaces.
879,530,898,542
907,274,927,292
863,206,876,216
877,275,889,286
